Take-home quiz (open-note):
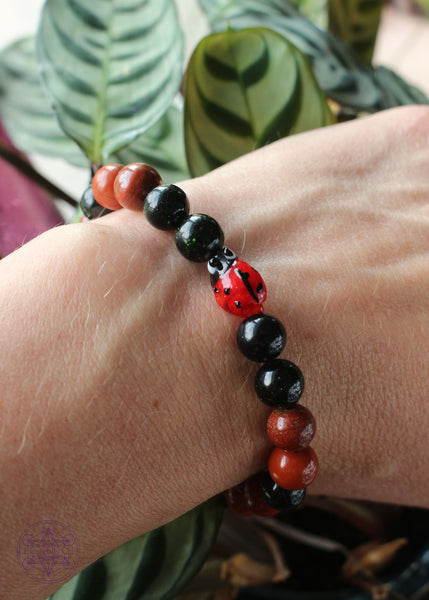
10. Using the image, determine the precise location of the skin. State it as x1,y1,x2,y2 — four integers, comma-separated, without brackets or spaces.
0,105,428,598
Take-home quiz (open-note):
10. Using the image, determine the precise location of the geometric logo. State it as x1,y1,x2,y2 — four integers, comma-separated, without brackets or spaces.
16,521,80,584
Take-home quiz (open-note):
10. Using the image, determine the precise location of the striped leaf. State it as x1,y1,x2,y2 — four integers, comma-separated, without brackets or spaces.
184,27,335,177
0,37,86,166
37,0,184,165
328,0,383,63
48,497,224,600
111,103,189,183
198,0,429,111
0,37,187,180
290,0,328,29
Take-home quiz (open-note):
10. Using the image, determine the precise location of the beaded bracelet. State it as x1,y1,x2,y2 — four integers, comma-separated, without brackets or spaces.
81,162,318,516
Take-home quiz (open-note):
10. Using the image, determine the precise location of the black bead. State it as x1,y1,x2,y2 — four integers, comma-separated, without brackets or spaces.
255,358,304,407
175,214,224,262
237,314,286,362
144,184,189,230
80,185,113,219
260,471,306,511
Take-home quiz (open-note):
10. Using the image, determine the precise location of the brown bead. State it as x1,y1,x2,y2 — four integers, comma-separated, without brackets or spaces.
224,472,280,517
91,164,123,210
266,405,316,451
114,163,162,211
268,446,318,490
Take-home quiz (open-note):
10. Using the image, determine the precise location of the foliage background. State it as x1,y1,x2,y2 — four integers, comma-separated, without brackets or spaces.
1,0,429,218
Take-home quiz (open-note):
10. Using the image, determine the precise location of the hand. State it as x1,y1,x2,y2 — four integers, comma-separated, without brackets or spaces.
1,105,428,599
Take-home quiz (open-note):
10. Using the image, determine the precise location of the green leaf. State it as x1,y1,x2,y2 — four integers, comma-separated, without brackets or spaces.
184,27,335,177
48,497,224,600
290,0,328,29
0,37,187,180
0,37,87,166
198,0,429,111
328,0,383,63
415,0,429,15
37,0,184,164
111,102,189,183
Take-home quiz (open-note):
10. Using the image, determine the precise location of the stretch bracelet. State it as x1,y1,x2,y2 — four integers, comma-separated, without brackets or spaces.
81,162,319,516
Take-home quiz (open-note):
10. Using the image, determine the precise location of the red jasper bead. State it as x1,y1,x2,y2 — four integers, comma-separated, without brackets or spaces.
114,163,162,211
224,472,280,517
268,446,318,490
92,164,123,210
267,405,316,451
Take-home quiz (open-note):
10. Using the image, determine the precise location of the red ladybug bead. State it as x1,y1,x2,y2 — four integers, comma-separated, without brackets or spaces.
268,446,318,490
224,472,280,517
114,162,162,211
208,247,266,318
92,164,123,210
267,405,316,451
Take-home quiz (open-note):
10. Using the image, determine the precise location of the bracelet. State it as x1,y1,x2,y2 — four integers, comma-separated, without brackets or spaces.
81,162,318,516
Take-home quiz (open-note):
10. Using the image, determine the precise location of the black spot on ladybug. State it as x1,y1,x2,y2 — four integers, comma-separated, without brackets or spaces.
257,282,263,294
236,268,259,302
235,300,241,308
210,273,220,287
214,287,219,293
224,288,231,295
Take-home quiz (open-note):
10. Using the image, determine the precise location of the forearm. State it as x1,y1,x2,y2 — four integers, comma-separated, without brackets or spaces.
1,105,429,599
0,215,272,599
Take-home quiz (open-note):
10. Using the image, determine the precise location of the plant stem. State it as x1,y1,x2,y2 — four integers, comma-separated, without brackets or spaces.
304,496,394,539
251,517,409,600
0,141,78,207
251,515,349,556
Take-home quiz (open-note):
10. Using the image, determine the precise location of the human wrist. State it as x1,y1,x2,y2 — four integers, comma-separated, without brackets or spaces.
90,165,322,516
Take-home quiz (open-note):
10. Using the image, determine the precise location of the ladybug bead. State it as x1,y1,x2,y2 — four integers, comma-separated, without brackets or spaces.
208,247,266,318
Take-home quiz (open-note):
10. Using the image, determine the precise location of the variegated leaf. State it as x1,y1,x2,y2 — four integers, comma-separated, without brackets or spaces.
184,27,334,177
37,0,184,164
0,37,86,166
111,103,188,183
48,497,224,600
328,0,383,63
198,0,428,111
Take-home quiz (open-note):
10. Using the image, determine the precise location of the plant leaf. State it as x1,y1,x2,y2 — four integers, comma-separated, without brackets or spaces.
48,497,224,600
36,0,184,164
111,102,189,183
0,37,87,166
0,37,187,180
197,0,429,111
342,538,408,579
414,0,429,16
184,27,335,177
328,0,383,63
290,0,328,29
